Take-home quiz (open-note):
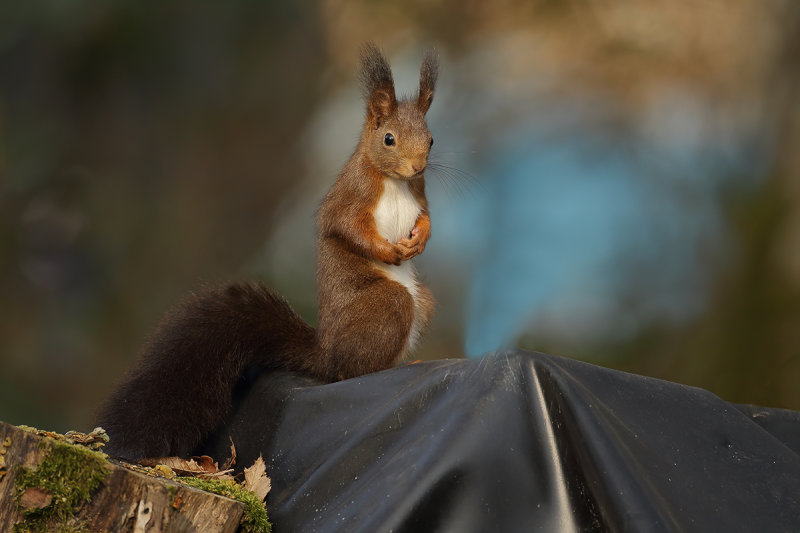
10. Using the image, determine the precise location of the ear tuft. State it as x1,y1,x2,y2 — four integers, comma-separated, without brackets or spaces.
360,42,397,127
417,48,439,114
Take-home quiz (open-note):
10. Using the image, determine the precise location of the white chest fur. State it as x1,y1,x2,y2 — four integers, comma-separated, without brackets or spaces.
373,178,421,296
374,178,421,244
373,179,424,353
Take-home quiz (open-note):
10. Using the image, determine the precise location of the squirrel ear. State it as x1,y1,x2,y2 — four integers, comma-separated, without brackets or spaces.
417,48,438,114
360,42,397,128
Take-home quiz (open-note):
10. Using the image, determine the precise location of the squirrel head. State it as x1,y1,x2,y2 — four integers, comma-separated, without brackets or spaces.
359,43,439,180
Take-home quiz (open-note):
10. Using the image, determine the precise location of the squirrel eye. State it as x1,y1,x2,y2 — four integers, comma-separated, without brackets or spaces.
429,137,434,148
384,133,395,146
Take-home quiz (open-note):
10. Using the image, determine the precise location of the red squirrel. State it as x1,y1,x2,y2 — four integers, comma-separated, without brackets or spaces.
96,43,438,461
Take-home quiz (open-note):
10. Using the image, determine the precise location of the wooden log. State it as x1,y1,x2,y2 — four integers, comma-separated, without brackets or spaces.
0,420,246,533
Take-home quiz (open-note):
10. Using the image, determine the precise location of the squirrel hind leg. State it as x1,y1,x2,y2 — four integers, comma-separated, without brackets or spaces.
404,282,435,359
316,279,415,381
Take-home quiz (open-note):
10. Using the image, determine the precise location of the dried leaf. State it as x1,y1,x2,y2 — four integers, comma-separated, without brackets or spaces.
243,455,271,501
139,455,233,479
139,456,205,474
140,456,207,473
192,455,217,472
198,470,235,481
221,436,237,471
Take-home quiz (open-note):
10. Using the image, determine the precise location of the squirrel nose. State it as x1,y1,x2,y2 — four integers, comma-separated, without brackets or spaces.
412,162,426,174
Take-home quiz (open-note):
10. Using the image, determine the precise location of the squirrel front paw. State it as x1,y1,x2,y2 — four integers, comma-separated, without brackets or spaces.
396,224,430,260
375,240,404,265
396,234,426,261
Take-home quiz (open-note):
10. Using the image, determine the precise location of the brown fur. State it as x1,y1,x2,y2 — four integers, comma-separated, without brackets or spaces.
96,42,439,460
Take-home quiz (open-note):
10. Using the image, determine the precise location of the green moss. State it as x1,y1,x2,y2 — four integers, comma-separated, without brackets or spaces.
9,429,270,532
13,440,109,533
177,476,272,533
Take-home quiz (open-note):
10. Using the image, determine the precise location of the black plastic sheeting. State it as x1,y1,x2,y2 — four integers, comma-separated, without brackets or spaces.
199,350,800,532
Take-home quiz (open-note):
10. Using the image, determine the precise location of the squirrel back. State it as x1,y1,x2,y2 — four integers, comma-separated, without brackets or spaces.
96,43,439,461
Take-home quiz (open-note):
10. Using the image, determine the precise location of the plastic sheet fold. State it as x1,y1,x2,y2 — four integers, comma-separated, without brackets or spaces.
200,350,800,532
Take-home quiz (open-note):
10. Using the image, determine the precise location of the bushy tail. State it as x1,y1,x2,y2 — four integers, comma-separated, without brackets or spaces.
96,282,318,461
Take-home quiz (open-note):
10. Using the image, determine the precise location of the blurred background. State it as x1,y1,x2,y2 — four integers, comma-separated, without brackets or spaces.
2,1,799,432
